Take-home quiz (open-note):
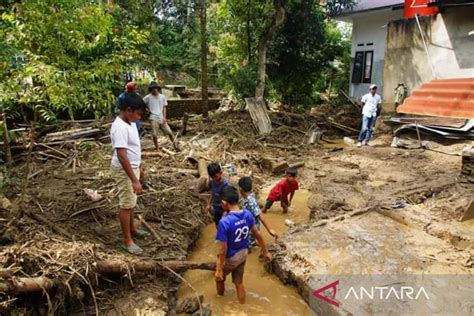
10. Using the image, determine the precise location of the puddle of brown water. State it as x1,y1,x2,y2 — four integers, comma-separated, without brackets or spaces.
177,188,314,315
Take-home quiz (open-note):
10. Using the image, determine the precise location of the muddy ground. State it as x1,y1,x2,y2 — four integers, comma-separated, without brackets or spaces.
0,109,326,314
271,134,474,315
1,107,473,315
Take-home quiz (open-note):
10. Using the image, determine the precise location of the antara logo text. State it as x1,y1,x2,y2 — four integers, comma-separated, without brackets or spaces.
312,280,430,307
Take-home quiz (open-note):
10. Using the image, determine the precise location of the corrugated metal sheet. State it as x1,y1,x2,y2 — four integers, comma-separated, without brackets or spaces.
397,78,474,119
390,117,467,128
335,0,404,15
352,0,404,11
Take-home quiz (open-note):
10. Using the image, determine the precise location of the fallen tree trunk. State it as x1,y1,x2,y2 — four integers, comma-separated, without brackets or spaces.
142,151,165,158
197,159,208,178
0,260,216,293
326,119,359,134
271,120,306,135
194,159,209,193
289,161,305,169
168,168,199,176
44,127,102,141
181,112,189,135
0,273,54,293
260,157,289,174
95,259,216,274
265,143,299,150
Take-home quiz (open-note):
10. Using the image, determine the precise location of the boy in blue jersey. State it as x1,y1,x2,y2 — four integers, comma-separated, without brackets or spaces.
215,186,272,304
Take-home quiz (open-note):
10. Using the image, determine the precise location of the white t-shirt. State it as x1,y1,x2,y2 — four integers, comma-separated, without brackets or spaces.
361,93,382,118
110,116,141,168
144,93,167,122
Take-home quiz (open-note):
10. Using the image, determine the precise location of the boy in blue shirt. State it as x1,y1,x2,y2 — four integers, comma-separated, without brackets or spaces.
215,186,272,304
238,176,276,247
205,163,230,225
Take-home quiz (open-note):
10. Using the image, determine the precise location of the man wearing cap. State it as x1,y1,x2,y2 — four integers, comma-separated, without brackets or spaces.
144,81,180,151
357,84,382,147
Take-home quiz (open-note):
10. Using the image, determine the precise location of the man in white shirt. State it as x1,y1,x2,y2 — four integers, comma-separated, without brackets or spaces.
111,93,147,255
357,84,382,147
143,82,180,151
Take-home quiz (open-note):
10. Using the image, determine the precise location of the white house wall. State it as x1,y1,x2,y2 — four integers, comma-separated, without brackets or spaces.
383,7,474,110
349,9,403,100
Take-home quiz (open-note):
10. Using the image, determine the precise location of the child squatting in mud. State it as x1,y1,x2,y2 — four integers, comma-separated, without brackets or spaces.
262,167,299,214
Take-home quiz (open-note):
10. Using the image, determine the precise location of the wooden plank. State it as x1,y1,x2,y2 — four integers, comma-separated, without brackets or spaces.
245,97,272,135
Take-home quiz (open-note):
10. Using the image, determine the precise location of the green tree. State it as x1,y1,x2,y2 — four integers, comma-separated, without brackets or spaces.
213,0,269,99
213,0,354,102
0,0,151,122
268,0,352,105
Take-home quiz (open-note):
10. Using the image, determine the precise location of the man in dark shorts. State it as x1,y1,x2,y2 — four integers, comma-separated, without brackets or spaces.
215,186,272,304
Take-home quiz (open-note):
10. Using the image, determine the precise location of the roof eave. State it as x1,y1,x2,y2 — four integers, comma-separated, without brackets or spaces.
332,4,404,21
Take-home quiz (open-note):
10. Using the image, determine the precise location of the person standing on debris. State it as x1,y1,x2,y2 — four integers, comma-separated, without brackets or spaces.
111,93,148,255
215,186,272,304
206,163,230,225
262,168,299,214
238,176,276,246
143,81,180,151
357,84,382,147
118,82,143,137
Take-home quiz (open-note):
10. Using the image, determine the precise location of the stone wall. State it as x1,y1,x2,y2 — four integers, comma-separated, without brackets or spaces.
166,98,221,119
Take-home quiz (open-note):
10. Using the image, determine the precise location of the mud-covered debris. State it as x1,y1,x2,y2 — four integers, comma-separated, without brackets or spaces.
83,188,102,202
176,294,204,314
284,219,295,227
0,197,11,210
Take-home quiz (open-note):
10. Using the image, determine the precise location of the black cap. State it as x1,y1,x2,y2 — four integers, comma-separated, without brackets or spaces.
148,81,161,92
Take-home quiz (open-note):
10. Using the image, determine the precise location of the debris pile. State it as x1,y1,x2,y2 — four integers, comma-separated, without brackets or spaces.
390,117,474,140
0,109,327,314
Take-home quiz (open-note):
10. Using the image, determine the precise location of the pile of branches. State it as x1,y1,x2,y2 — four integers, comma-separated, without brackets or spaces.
0,127,213,313
0,107,340,313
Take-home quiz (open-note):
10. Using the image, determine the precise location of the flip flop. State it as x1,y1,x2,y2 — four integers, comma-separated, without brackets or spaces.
120,244,144,255
132,229,149,238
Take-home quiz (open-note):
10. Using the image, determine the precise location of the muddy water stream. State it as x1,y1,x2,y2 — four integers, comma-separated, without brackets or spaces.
177,188,314,315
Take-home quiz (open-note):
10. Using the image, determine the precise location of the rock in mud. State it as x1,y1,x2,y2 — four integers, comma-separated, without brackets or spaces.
176,294,204,314
284,219,295,227
0,196,12,210
191,303,212,316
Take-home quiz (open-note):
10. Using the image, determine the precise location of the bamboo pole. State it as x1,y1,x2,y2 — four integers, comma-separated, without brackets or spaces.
1,105,12,165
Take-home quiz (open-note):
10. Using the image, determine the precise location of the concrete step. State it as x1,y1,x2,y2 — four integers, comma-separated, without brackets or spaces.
404,97,474,107
412,89,474,100
432,78,474,83
421,82,474,90
398,77,474,118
